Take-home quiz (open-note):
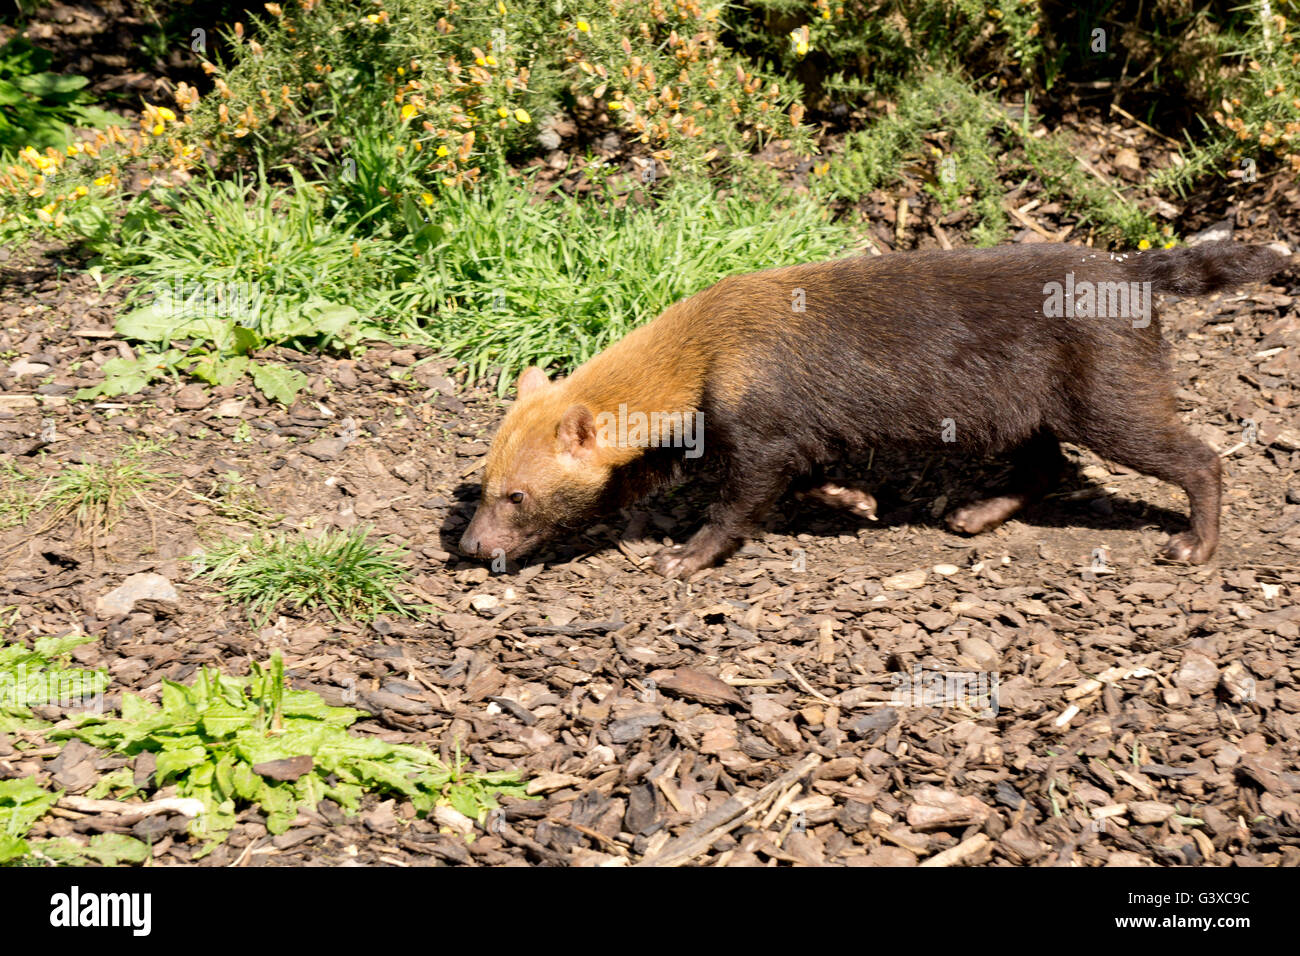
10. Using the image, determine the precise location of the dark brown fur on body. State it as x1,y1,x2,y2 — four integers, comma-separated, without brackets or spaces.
460,242,1289,577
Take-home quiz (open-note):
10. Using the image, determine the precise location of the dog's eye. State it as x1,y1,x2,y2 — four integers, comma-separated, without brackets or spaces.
508,491,525,504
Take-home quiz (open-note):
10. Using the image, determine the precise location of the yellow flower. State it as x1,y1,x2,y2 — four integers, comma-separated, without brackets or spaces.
1163,240,1176,249
436,145,449,156
497,107,509,118
93,174,113,186
401,103,418,121
156,106,177,122
75,185,88,197
497,0,506,13
609,101,623,110
514,108,530,123
485,55,497,66
576,20,590,32
421,192,434,205
789,26,810,57
151,123,164,136
1138,238,1152,250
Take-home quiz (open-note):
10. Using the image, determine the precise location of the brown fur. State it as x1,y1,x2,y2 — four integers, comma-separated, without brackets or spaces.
459,241,1290,576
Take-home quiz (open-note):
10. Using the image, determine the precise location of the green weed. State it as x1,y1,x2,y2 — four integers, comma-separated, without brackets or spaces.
56,652,528,855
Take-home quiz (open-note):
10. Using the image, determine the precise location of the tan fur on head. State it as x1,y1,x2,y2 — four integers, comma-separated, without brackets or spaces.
459,366,621,559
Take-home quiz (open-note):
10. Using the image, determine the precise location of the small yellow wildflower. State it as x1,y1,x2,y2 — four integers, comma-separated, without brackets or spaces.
497,107,509,118
436,145,449,156
576,20,590,32
401,103,418,121
75,185,88,197
421,192,434,205
156,106,177,122
514,108,530,123
1138,239,1152,250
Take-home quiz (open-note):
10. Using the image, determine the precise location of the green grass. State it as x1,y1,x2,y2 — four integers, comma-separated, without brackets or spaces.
193,527,416,625
37,455,165,534
96,170,851,398
0,462,37,529
402,175,852,389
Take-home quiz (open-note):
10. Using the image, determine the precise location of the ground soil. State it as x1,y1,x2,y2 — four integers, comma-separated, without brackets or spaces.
1,1,1299,868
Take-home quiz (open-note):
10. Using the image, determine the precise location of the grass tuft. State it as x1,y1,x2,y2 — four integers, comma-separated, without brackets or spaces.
39,456,164,534
192,527,416,625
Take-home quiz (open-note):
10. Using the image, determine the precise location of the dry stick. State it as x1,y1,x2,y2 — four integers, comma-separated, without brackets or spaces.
1073,153,1129,206
1109,103,1182,147
636,753,821,867
784,661,832,705
544,816,630,857
57,794,204,823
616,539,648,569
920,833,991,868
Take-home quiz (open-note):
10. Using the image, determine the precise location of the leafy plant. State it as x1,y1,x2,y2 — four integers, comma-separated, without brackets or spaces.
192,527,417,625
83,170,391,404
56,654,528,855
0,777,59,863
0,37,121,156
0,634,109,734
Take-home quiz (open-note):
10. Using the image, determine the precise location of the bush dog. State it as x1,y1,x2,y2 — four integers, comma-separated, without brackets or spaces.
460,242,1288,578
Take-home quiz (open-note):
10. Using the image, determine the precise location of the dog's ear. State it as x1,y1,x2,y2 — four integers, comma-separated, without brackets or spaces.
517,366,551,398
557,404,597,459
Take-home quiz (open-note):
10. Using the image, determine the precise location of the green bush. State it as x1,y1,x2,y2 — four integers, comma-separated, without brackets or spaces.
0,36,119,156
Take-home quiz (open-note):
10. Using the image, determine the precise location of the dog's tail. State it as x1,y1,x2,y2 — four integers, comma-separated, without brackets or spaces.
1130,241,1291,295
